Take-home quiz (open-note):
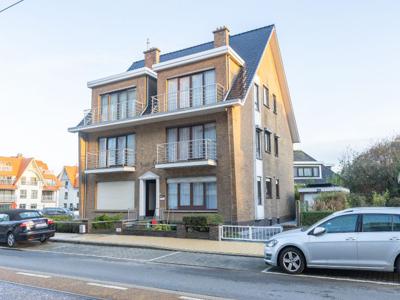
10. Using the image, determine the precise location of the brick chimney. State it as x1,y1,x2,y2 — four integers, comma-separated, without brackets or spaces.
213,26,230,47
143,47,160,68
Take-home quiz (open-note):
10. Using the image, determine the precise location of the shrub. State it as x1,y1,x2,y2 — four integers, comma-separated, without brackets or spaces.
387,197,400,207
313,192,347,211
346,193,367,208
301,211,332,226
371,191,389,207
54,222,81,233
92,214,122,230
152,224,173,231
182,214,223,232
45,215,72,222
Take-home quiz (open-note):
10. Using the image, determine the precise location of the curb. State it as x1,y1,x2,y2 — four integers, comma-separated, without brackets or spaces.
50,237,264,258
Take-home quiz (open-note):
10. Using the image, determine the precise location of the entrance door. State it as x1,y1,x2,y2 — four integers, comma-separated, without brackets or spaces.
145,180,156,217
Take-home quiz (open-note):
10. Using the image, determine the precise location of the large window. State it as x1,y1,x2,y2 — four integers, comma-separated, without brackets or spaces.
166,123,216,162
362,214,396,232
100,88,137,122
319,215,358,233
264,129,271,153
256,128,262,160
257,177,262,205
254,84,260,111
167,70,216,111
265,177,272,199
167,179,217,210
275,179,280,199
31,190,38,199
274,135,279,157
294,166,320,178
263,86,269,107
98,134,135,168
20,190,27,199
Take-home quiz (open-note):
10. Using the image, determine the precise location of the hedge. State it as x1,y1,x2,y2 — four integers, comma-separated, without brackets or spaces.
182,214,223,232
54,222,81,233
301,211,332,226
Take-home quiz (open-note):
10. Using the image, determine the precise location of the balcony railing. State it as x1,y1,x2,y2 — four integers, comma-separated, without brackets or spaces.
41,194,54,202
156,139,217,166
86,148,136,170
83,99,143,126
151,83,225,114
0,194,16,203
0,179,14,185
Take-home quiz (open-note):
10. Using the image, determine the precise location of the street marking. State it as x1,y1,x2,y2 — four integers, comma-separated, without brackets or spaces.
147,251,180,262
179,296,205,300
261,269,400,286
261,266,273,273
87,282,128,290
16,272,51,279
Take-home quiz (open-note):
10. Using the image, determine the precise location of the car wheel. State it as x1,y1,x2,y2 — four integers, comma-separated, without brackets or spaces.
279,247,305,274
395,256,400,274
40,235,47,243
7,232,16,248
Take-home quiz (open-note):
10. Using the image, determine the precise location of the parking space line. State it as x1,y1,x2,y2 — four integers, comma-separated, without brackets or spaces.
147,251,181,262
261,269,400,286
87,282,128,290
179,296,205,300
16,272,51,279
261,266,274,273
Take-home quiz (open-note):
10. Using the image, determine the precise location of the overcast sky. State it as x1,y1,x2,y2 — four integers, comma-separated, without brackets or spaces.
0,0,399,173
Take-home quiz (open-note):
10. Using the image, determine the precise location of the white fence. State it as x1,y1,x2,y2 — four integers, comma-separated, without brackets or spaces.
219,225,283,242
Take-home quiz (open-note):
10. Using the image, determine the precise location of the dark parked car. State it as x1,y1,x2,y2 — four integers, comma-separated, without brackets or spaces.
42,207,74,218
0,209,55,247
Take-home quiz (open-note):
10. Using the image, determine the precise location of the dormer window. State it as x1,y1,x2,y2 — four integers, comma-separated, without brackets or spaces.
100,88,137,122
294,166,320,178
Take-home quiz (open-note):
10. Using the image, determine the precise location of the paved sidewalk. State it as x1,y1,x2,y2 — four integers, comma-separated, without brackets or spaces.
51,233,264,257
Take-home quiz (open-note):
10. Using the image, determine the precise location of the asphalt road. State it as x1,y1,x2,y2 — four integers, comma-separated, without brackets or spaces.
0,242,399,300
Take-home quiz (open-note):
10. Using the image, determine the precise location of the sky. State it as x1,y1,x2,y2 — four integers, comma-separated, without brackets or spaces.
0,0,399,173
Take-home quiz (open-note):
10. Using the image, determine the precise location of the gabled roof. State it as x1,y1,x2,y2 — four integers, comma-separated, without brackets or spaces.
35,160,61,189
128,25,275,101
62,166,79,189
294,150,317,162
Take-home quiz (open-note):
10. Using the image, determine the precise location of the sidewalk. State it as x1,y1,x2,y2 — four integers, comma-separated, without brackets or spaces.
51,233,264,258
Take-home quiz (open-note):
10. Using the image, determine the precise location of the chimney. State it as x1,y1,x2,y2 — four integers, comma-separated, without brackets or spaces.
143,47,160,69
213,26,230,48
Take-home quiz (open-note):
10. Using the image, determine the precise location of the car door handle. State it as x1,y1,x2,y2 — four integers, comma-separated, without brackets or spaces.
345,237,356,241
390,237,400,241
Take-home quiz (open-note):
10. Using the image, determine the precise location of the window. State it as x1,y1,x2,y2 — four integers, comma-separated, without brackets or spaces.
98,134,135,168
273,94,277,113
30,204,37,210
294,166,320,178
64,192,68,200
264,130,271,153
100,88,137,122
69,203,73,210
77,191,79,198
254,84,260,111
319,215,358,233
275,179,280,199
263,86,269,107
65,181,69,188
30,177,37,186
362,214,393,232
257,177,262,205
20,189,27,199
393,215,400,232
265,178,272,199
0,214,9,222
167,70,216,111
19,204,26,209
64,203,67,209
21,177,26,185
166,123,216,162
256,128,262,160
31,190,38,199
274,135,279,157
167,180,217,210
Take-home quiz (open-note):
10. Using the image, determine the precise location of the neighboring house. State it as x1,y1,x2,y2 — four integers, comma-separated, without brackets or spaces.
69,25,300,224
293,150,349,208
0,154,61,210
58,166,79,210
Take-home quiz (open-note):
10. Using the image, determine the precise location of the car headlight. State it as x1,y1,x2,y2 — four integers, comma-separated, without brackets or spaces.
266,239,278,247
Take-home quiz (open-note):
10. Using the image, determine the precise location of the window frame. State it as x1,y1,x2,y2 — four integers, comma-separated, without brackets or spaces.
257,177,262,205
264,129,271,153
273,94,277,114
20,189,27,199
294,166,321,178
167,181,217,210
263,85,270,108
275,179,280,199
97,133,135,167
254,84,260,111
256,128,262,160
361,213,400,232
99,87,137,121
274,135,279,157
317,214,361,234
265,177,272,199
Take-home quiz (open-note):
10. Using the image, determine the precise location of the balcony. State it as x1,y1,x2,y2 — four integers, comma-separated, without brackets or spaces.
156,139,217,169
83,99,143,126
85,148,136,174
151,83,225,114
0,194,16,203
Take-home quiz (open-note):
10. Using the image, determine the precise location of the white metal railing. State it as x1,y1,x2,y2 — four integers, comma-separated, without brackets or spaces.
83,99,143,125
151,83,225,114
156,139,217,165
219,225,283,242
0,194,16,203
0,179,14,185
86,148,135,170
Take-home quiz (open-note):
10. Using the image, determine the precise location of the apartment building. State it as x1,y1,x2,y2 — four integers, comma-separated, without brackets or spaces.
57,166,79,210
0,155,61,210
69,25,300,224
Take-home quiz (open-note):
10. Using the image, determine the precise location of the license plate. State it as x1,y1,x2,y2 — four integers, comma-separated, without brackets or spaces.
35,223,48,229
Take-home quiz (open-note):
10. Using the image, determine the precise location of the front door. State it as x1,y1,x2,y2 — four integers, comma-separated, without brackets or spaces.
145,180,156,217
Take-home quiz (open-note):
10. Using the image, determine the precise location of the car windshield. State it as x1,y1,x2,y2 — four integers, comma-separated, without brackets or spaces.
19,211,42,219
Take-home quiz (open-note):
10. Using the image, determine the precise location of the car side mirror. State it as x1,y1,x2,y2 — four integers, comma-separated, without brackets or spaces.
313,227,326,236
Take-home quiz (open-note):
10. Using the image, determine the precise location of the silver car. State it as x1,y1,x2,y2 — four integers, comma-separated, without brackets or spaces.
264,207,400,274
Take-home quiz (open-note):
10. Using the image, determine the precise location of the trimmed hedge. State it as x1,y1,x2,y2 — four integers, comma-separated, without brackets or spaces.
54,222,81,233
92,214,122,230
301,211,332,226
182,214,223,232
